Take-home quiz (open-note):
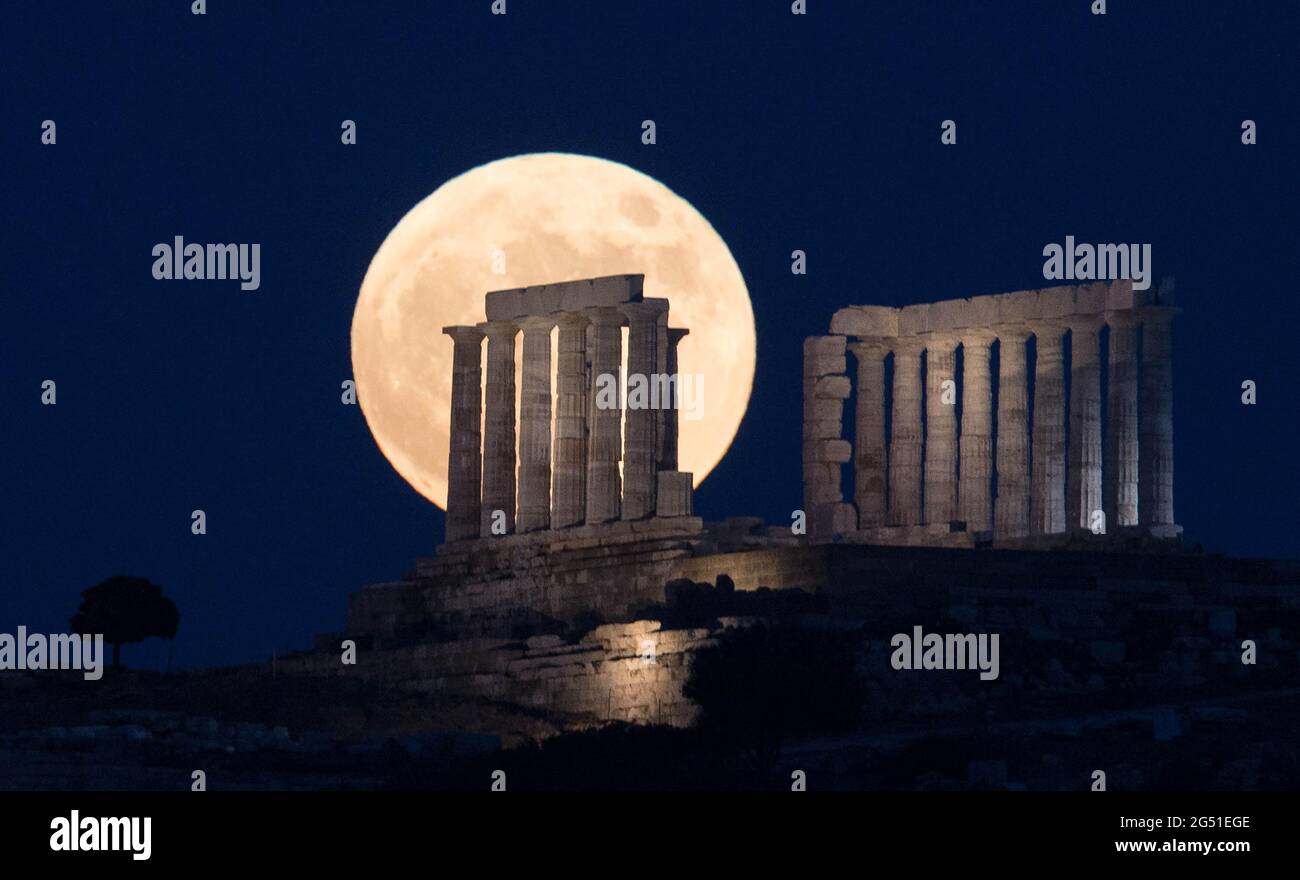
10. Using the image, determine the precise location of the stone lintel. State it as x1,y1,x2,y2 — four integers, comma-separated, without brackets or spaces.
829,280,1179,340
830,305,899,338
620,297,670,323
442,325,484,342
485,274,646,320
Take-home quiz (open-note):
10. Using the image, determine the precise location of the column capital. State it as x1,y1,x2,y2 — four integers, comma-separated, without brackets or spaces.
554,311,591,330
442,325,484,343
959,329,998,347
921,331,960,351
666,326,690,342
619,299,669,324
848,337,889,359
516,314,556,333
477,319,519,338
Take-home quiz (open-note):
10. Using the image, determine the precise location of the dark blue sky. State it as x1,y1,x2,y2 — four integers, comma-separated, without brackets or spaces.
3,1,1297,669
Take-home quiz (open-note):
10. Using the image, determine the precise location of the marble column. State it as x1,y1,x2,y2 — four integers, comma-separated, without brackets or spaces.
552,312,589,529
479,320,517,536
620,301,664,520
1066,316,1104,532
662,328,689,471
994,327,1031,539
849,339,888,528
1030,323,1067,535
1139,308,1176,526
889,338,924,526
1104,312,1140,529
441,325,484,543
958,332,995,533
924,334,958,525
516,316,554,532
654,309,670,473
585,308,624,524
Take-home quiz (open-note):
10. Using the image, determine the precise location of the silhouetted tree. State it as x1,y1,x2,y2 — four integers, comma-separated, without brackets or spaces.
684,623,864,769
69,575,180,668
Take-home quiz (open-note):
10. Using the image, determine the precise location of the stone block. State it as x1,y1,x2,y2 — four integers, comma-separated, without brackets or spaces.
1106,279,1136,311
897,304,930,336
806,438,852,463
928,298,970,331
803,335,846,358
483,287,526,320
829,306,899,338
802,461,840,484
965,294,1000,326
803,337,847,378
804,354,846,377
811,502,857,541
656,471,694,518
1040,285,1077,318
998,289,1042,323
560,274,644,311
814,375,851,399
485,274,645,319
521,284,565,315
1075,282,1109,314
810,398,844,423
802,418,844,440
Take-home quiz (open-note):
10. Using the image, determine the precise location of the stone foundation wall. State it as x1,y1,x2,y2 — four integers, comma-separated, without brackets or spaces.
314,541,1300,739
349,517,708,642
284,620,721,729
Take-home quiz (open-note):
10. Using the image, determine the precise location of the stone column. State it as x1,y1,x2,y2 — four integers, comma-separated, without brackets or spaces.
585,308,624,524
441,325,484,543
1066,316,1104,532
958,331,995,533
994,327,1031,539
924,334,958,525
1030,323,1067,535
620,301,665,520
662,328,689,471
1104,312,1140,529
516,315,554,532
654,309,670,473
804,335,852,540
479,320,517,536
552,312,589,529
1139,308,1177,527
849,339,888,528
889,338,924,526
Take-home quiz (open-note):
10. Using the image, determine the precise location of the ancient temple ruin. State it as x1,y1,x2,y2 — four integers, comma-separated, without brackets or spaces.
440,273,694,544
804,279,1181,547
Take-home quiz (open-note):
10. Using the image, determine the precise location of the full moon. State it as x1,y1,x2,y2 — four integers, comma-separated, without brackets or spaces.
352,153,756,510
